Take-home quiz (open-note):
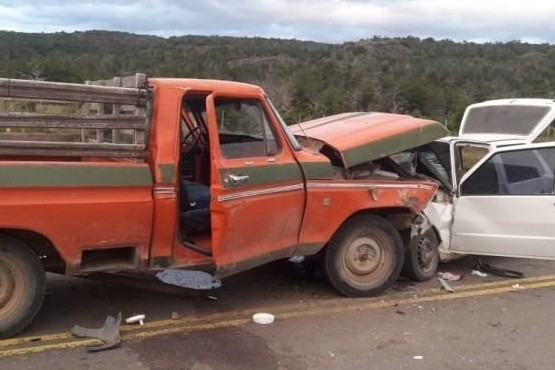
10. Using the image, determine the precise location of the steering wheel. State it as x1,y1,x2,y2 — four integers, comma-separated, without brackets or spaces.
181,126,202,157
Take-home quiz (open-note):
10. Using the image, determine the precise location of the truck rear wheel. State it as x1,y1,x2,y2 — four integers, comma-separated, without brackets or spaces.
325,215,404,297
0,236,46,339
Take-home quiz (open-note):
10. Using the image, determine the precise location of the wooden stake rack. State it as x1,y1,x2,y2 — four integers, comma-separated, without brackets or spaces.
0,73,149,158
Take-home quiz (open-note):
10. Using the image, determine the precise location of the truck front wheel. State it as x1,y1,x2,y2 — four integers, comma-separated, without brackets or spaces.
325,215,404,297
402,229,439,282
0,236,46,339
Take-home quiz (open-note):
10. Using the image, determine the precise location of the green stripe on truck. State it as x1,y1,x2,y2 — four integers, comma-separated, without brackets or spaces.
0,164,152,187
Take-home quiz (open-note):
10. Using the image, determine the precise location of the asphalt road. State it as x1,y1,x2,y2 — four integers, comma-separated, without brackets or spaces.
1,256,555,369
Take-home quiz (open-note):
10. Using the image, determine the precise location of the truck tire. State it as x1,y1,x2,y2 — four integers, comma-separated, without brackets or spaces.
0,236,46,339
402,229,439,282
325,215,404,297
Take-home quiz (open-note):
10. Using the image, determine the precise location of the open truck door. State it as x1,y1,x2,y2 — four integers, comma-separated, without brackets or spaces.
451,143,555,259
205,94,306,277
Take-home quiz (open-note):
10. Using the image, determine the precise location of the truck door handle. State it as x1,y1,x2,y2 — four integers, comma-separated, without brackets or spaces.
225,174,250,186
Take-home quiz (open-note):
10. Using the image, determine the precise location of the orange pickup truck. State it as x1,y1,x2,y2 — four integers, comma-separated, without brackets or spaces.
0,76,447,338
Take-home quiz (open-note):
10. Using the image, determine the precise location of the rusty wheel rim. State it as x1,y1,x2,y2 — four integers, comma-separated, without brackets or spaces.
340,235,392,287
0,258,24,319
416,235,435,274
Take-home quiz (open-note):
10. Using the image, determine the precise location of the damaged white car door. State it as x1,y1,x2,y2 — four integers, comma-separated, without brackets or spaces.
451,143,555,259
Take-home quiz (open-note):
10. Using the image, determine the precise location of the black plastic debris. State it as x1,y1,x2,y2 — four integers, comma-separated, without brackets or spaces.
71,312,122,352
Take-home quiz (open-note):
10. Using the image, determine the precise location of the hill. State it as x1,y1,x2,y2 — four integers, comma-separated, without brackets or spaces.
2,30,555,129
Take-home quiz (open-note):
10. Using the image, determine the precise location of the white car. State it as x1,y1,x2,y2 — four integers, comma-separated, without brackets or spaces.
400,98,555,280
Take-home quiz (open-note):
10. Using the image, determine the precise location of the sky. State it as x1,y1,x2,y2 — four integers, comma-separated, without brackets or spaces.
1,0,555,44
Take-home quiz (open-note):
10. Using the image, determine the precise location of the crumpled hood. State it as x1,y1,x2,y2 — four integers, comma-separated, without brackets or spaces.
289,112,449,168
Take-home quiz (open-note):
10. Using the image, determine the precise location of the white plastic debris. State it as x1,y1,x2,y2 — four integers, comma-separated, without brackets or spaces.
471,270,488,277
438,272,462,281
252,313,275,325
437,277,455,293
512,284,524,290
289,256,305,264
125,314,145,326
413,355,423,360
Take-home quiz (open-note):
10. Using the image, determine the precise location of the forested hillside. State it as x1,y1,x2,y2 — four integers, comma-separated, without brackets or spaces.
2,30,555,129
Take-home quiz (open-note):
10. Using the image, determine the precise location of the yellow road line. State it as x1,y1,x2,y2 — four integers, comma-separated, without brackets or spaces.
84,273,555,327
424,273,555,292
0,274,555,349
0,339,100,358
2,273,555,348
1,276,554,358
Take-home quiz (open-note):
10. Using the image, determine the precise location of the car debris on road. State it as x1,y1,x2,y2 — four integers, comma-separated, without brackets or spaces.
71,313,122,352
437,277,455,293
471,270,488,278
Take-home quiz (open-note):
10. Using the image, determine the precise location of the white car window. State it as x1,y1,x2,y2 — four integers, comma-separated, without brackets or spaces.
534,118,555,142
461,148,555,196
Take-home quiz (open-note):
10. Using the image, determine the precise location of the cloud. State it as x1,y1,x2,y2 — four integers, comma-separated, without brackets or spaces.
0,0,554,43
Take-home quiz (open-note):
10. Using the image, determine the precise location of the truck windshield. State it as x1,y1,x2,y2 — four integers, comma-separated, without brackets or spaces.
265,97,302,151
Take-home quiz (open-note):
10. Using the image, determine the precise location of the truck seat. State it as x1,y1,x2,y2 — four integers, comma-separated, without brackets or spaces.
180,179,211,233
181,209,211,233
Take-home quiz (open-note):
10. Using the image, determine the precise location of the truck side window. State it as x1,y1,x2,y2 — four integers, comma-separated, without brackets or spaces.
461,148,555,196
215,99,280,159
